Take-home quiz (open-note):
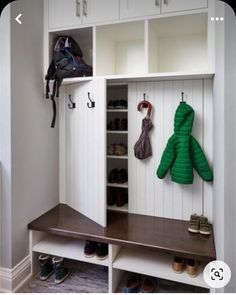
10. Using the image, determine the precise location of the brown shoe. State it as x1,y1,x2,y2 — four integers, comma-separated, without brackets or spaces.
199,216,211,235
107,144,115,155
172,257,184,273
188,214,200,234
107,188,116,206
186,259,198,277
114,144,127,156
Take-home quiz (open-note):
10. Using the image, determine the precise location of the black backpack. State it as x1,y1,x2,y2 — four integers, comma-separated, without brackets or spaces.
45,36,93,128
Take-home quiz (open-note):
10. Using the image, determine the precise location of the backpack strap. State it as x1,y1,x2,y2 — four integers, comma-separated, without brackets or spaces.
46,78,50,99
50,80,57,128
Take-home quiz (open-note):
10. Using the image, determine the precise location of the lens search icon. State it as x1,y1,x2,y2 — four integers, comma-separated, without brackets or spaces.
204,260,231,288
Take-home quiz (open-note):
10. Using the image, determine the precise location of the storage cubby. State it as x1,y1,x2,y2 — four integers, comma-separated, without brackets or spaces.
96,22,145,76
148,13,208,73
113,247,208,289
106,85,129,213
48,26,93,74
32,234,109,267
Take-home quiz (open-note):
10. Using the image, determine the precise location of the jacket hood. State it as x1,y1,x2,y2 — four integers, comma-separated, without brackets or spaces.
174,102,194,135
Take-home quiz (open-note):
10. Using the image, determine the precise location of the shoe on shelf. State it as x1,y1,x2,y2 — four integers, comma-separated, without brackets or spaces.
188,213,200,234
107,101,115,109
114,144,127,156
186,259,199,277
84,240,98,258
108,169,119,183
107,120,115,131
96,243,108,260
52,257,70,284
172,256,184,274
117,169,128,184
107,144,115,155
140,276,158,293
199,216,212,235
107,187,116,206
116,188,128,207
114,118,120,130
39,254,54,281
116,100,127,109
123,274,141,293
121,118,128,131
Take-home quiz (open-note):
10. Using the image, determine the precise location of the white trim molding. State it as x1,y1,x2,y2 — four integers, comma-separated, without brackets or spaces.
0,255,31,292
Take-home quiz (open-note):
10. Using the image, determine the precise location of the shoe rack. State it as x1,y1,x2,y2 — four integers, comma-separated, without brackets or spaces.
106,85,128,213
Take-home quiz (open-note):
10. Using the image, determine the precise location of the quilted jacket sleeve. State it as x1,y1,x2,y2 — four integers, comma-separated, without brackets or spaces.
156,135,176,179
190,136,213,182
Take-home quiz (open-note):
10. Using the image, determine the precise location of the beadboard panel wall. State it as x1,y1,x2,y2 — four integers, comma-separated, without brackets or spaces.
128,79,213,221
61,79,106,227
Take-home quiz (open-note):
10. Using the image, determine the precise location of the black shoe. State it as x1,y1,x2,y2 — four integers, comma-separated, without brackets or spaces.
107,120,115,130
107,187,116,206
116,100,127,109
116,188,128,207
84,240,98,258
121,118,128,131
114,118,120,130
39,254,54,281
108,169,119,183
107,101,115,109
96,243,108,260
117,169,128,184
52,257,70,284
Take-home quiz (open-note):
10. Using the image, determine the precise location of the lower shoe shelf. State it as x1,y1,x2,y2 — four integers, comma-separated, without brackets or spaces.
32,235,109,267
112,247,208,289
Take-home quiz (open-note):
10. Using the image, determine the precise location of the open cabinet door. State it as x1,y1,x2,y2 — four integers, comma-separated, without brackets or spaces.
59,78,107,227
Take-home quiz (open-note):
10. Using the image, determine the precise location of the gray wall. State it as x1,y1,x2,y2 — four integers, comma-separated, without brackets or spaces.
0,4,12,269
213,1,236,292
0,0,59,268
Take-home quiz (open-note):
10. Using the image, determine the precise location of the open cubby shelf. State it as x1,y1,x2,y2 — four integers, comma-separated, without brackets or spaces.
46,12,210,78
33,234,109,267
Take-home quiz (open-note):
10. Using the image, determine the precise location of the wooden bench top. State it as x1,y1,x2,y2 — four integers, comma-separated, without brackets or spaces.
28,204,216,262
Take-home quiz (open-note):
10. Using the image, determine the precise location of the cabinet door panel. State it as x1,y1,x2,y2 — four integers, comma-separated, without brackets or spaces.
48,0,82,29
83,0,119,24
120,0,161,19
65,80,106,227
161,0,207,14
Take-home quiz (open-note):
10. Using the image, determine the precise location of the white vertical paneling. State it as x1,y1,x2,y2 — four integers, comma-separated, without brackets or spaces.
145,82,155,216
128,83,138,214
172,81,184,219
94,78,106,226
64,79,106,227
154,81,164,217
59,86,66,204
136,82,147,215
192,80,204,216
162,81,174,218
203,79,213,222
128,79,213,221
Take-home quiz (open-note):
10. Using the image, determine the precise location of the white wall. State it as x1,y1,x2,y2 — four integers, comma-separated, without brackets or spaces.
10,0,59,267
0,0,59,269
213,1,236,292
0,4,12,269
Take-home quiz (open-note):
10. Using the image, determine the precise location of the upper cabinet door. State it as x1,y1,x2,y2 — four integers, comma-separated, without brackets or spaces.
120,0,161,19
48,0,82,30
82,0,119,24
161,0,207,13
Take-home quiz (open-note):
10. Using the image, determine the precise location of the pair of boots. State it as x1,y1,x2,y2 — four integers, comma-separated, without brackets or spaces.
39,255,70,284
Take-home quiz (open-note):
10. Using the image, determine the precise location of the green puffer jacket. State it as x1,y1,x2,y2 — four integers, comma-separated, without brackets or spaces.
156,102,213,184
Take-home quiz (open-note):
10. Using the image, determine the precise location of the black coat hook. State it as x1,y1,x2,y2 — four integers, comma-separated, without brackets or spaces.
181,92,185,103
87,92,95,108
68,94,76,109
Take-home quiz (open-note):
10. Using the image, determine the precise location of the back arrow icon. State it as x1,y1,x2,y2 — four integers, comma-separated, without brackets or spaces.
15,14,22,24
